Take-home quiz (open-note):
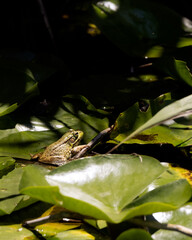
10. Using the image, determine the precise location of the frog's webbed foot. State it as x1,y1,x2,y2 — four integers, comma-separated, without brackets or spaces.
30,152,43,160
72,145,87,155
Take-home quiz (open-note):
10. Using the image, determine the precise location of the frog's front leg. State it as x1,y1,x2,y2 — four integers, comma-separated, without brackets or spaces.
72,145,87,155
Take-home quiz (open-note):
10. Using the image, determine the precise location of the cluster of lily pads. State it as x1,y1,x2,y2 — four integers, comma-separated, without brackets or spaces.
1,0,192,239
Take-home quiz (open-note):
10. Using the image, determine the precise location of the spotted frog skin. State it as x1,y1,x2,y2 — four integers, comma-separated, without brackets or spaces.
32,129,84,166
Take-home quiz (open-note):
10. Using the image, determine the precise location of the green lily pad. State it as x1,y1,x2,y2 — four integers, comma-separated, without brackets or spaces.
0,224,38,240
152,202,192,240
0,96,109,159
155,57,192,87
124,179,191,220
143,163,192,194
115,124,192,147
20,154,191,223
35,223,82,238
117,228,153,240
0,168,37,215
112,94,192,148
35,206,107,239
0,157,15,178
48,229,95,240
0,201,52,225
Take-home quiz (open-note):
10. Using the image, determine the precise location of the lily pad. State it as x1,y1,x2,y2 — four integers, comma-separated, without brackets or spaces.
0,156,15,178
0,168,37,215
143,163,192,194
155,57,192,87
0,96,109,159
117,228,153,240
20,154,191,223
152,202,192,240
112,94,192,148
0,224,38,240
35,223,82,238
48,229,95,240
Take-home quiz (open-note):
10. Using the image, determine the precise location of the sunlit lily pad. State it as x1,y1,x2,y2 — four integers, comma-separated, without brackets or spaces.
35,223,82,238
0,224,37,240
48,229,95,240
20,154,191,223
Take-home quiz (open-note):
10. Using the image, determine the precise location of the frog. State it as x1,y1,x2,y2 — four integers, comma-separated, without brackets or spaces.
31,129,85,166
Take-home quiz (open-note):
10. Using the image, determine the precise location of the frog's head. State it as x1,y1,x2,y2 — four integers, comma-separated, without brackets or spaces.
67,129,84,146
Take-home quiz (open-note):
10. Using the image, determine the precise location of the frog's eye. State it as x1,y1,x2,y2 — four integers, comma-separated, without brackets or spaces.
69,133,78,143
69,137,76,143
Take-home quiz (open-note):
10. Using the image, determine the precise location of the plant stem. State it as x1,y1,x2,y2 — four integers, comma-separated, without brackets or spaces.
36,0,56,49
23,210,93,227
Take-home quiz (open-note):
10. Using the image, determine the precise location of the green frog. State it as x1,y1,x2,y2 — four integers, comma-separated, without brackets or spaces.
31,129,84,166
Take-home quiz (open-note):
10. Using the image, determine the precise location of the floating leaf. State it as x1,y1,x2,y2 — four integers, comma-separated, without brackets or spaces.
112,94,192,149
48,229,95,240
117,228,153,240
143,163,192,194
155,57,192,86
0,224,38,240
0,168,37,215
0,157,15,178
0,201,52,225
35,223,82,238
0,96,109,159
20,154,191,223
152,202,192,240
